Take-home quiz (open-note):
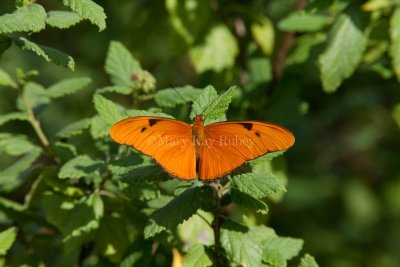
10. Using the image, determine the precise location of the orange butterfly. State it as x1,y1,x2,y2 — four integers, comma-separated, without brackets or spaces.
110,114,295,180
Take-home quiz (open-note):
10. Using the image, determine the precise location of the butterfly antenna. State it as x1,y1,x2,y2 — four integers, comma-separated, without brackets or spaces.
199,89,225,115
170,85,188,103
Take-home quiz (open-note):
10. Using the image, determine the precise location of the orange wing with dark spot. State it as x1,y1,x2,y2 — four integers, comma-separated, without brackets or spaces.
198,121,295,180
110,116,196,180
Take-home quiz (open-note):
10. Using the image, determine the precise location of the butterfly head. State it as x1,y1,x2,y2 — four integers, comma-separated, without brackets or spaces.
193,114,205,125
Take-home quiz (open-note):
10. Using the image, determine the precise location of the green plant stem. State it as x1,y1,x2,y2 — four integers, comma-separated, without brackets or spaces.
212,181,222,267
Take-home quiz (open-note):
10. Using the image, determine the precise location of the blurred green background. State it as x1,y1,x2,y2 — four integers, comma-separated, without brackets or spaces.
1,0,400,266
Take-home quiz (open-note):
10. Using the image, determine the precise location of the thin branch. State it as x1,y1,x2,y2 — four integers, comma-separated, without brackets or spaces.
268,0,307,96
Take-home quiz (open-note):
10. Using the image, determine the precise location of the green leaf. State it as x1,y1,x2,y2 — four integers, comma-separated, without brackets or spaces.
202,86,236,120
247,57,272,86
18,82,50,114
144,187,206,238
390,7,400,79
278,12,331,32
56,118,91,138
393,103,400,128
0,3,46,34
220,220,263,267
230,172,285,199
0,227,17,256
105,41,141,87
190,86,236,123
0,112,28,126
0,35,12,55
298,254,319,267
95,214,130,263
90,115,110,139
52,141,78,161
155,86,202,108
42,192,103,254
46,11,82,29
183,245,212,267
262,236,303,266
63,0,106,31
190,25,239,73
12,37,75,70
319,10,367,93
124,109,174,119
251,15,274,55
96,85,132,95
93,94,125,125
46,77,91,98
231,188,268,214
58,154,103,179
0,68,17,88
166,0,211,44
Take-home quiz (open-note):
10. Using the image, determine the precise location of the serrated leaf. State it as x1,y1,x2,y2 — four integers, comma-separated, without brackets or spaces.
58,154,104,179
46,11,82,29
93,94,125,124
0,112,28,126
90,115,109,139
203,86,236,120
63,0,106,31
390,7,400,79
96,85,132,95
42,192,103,254
183,245,212,267
12,37,75,70
144,187,206,238
230,172,285,199
105,41,141,87
278,12,331,32
46,77,91,98
0,3,46,34
298,254,319,267
155,86,202,108
251,15,274,55
319,10,367,93
190,25,239,73
262,237,303,266
190,86,235,123
0,227,17,256
0,67,17,88
220,220,263,267
124,109,175,119
231,188,268,214
56,118,91,138
0,35,11,55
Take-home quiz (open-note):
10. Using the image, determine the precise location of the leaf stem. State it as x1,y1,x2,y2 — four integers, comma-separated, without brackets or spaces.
211,181,223,267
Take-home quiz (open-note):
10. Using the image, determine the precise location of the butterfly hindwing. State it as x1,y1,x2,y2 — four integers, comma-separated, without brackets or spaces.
199,121,295,180
110,116,196,179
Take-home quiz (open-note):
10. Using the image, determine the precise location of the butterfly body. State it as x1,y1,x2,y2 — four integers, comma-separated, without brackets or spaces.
110,115,294,181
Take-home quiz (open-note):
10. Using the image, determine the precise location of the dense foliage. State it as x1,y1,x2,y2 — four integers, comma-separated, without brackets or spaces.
1,0,400,266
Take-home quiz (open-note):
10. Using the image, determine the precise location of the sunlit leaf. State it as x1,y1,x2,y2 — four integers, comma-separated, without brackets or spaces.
155,86,202,108
0,227,17,256
190,25,239,73
298,254,319,267
46,11,82,29
183,244,212,267
319,10,367,92
46,77,91,98
105,41,141,87
63,0,106,31
0,3,46,33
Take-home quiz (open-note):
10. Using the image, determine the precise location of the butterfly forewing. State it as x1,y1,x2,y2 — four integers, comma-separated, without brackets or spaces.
198,121,295,180
110,116,196,179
